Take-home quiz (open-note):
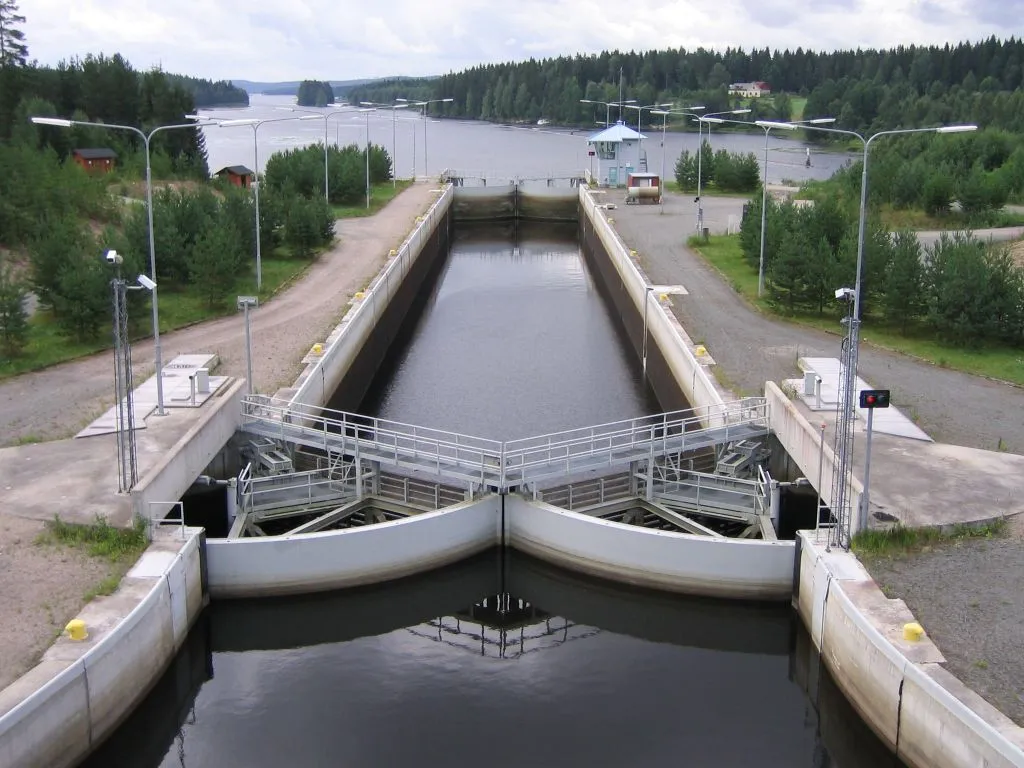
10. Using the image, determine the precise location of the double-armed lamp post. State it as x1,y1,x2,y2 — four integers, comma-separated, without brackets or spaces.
404,97,454,178
692,110,751,234
30,115,219,416
579,98,635,127
756,119,977,547
649,106,705,210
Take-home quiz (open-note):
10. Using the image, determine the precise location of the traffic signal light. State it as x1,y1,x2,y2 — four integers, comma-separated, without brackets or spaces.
859,389,891,409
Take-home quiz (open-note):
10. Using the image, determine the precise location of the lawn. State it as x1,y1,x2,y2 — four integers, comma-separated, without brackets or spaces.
687,233,1024,386
0,253,314,380
332,180,412,218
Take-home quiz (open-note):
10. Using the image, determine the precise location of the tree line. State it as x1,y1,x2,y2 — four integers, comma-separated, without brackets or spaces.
297,80,335,107
349,37,1024,135
675,141,761,193
165,73,249,107
264,142,393,205
737,194,1023,346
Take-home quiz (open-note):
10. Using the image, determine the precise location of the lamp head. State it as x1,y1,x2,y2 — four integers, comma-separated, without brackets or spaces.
137,274,157,291
31,116,74,127
936,125,977,134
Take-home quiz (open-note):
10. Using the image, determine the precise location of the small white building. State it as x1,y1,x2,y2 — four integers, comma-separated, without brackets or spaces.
586,121,645,188
728,81,772,98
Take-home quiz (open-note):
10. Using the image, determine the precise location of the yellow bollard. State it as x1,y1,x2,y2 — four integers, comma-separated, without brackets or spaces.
312,343,323,356
695,345,707,357
389,249,398,256
65,619,88,641
354,291,365,300
903,622,925,642
659,293,668,302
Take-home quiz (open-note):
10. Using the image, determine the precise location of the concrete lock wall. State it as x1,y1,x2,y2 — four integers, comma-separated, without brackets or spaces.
505,495,795,600
290,186,454,410
766,381,864,535
133,379,246,524
578,187,724,417
0,529,205,768
205,496,500,598
796,532,1024,768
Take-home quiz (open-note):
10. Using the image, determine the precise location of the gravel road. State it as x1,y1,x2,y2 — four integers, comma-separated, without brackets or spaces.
612,191,1024,726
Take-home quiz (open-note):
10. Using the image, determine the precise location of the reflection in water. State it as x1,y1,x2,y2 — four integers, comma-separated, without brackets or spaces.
360,221,659,439
81,551,903,768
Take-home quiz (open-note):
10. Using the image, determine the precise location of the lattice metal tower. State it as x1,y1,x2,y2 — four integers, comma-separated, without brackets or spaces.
112,276,138,493
829,295,859,549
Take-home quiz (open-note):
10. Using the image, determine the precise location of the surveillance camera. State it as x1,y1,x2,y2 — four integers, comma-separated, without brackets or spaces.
105,249,123,265
137,274,157,291
834,287,854,301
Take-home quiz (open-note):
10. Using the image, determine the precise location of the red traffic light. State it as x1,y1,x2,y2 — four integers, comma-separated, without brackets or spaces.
859,389,891,409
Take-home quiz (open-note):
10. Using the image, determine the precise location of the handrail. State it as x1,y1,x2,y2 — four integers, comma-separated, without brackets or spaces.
240,395,770,491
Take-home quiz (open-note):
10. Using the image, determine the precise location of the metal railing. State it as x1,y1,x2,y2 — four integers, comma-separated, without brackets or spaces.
241,395,769,493
652,469,765,517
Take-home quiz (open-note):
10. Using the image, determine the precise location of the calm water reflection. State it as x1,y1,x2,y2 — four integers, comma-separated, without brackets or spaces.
80,550,902,768
359,222,658,439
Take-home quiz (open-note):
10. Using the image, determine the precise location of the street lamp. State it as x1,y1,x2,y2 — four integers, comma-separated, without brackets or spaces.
360,102,409,187
704,115,835,296
762,119,977,547
277,106,362,202
650,106,705,211
642,284,688,377
410,98,454,178
693,110,751,234
618,102,673,176
580,98,636,127
31,115,216,416
214,114,321,291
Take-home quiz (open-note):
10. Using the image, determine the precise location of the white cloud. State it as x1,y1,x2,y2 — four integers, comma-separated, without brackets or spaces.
18,0,1017,82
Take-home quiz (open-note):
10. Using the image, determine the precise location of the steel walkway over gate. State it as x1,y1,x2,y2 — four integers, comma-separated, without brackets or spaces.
241,396,771,493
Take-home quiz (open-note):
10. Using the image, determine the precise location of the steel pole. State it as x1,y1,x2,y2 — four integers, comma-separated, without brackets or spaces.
142,136,165,415
423,105,428,178
861,406,875,536
365,113,371,209
252,126,263,291
392,108,397,188
816,422,826,536
243,302,253,396
696,119,703,233
642,287,651,377
659,112,667,213
758,126,770,296
324,117,330,202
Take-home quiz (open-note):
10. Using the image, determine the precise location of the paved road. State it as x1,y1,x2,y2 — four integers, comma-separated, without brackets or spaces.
612,193,1024,454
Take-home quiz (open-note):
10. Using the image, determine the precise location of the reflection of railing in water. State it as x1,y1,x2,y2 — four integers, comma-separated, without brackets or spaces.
407,593,601,659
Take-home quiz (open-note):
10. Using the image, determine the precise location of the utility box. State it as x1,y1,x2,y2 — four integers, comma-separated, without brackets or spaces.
195,368,210,394
803,371,818,396
625,172,662,204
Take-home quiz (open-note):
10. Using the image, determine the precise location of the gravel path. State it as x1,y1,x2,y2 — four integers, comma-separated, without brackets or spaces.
0,182,439,691
612,191,1024,726
864,515,1024,726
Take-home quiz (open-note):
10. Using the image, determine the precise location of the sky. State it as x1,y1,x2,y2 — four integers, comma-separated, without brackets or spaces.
18,0,1024,83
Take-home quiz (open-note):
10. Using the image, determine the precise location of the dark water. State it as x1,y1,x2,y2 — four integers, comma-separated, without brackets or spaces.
80,550,901,768
361,221,659,439
79,225,903,767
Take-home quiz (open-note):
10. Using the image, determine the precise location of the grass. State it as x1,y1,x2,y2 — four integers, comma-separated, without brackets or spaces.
0,253,314,381
687,233,1024,386
663,180,747,198
332,180,412,218
851,519,1007,558
877,205,1024,231
790,96,807,122
36,514,149,564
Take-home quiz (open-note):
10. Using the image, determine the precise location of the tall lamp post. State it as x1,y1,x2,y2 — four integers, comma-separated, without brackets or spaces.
650,106,705,211
360,101,409,187
357,107,375,208
693,109,751,234
702,115,835,295
410,97,454,178
31,115,217,416
763,119,977,547
580,98,635,127
213,115,321,291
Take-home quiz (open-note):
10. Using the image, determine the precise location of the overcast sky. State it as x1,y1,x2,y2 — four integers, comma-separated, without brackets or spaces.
19,0,1023,83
